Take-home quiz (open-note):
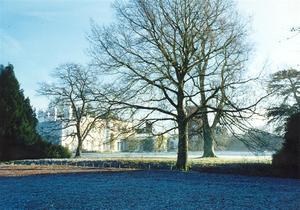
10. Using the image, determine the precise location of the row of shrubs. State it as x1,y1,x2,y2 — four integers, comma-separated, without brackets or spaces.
0,138,71,161
31,139,71,159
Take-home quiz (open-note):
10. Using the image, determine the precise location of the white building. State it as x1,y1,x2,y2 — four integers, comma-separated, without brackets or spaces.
37,106,133,153
37,106,180,152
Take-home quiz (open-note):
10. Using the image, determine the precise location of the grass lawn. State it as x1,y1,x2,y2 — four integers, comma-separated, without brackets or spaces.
1,170,299,209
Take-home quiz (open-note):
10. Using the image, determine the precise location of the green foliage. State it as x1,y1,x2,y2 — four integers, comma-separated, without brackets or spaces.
0,64,38,160
0,64,38,145
272,113,300,178
267,69,300,134
34,139,72,158
267,104,299,133
0,64,70,161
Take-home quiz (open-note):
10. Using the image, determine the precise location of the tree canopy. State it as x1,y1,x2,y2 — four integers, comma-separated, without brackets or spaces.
267,69,300,134
0,64,38,147
38,63,109,157
88,0,260,169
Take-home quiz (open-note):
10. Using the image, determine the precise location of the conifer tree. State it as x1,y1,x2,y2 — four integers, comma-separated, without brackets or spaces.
267,69,300,134
0,64,38,141
0,64,38,159
0,64,71,160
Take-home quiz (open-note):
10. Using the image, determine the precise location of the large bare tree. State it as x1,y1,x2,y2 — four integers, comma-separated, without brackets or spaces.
89,0,257,169
38,63,108,157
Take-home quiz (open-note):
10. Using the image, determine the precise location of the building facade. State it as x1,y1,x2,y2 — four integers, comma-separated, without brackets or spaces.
37,106,133,153
37,106,181,153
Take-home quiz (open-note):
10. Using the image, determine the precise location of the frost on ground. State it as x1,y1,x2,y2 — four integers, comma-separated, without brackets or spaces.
0,171,299,210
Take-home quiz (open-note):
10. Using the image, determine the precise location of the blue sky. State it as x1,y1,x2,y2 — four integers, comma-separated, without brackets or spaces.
1,0,300,110
0,0,114,109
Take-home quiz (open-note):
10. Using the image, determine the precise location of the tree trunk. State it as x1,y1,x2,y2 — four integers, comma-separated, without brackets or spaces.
176,79,189,170
199,61,216,157
176,119,188,170
202,116,217,158
75,138,82,158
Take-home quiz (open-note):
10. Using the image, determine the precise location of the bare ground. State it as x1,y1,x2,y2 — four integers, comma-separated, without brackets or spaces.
0,164,135,177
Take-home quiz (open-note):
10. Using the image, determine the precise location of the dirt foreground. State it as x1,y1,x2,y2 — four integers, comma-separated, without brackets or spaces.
0,164,135,177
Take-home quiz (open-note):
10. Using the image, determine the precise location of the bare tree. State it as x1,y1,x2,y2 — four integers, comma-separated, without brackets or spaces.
187,1,252,156
38,63,108,157
89,0,258,169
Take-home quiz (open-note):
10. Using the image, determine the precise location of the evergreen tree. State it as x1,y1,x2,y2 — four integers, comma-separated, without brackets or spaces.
0,64,38,142
267,69,300,134
0,64,39,159
0,64,71,160
272,113,300,178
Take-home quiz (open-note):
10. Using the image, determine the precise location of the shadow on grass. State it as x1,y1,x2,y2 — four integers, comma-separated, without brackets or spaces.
192,163,299,179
